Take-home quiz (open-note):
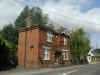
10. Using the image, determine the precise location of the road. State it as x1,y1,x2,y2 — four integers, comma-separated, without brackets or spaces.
33,63,100,75
0,62,100,75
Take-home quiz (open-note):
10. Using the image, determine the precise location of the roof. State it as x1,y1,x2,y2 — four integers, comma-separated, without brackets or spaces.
94,49,100,53
19,25,70,37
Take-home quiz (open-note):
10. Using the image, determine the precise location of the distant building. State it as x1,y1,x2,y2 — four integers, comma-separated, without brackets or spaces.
87,49,95,63
94,49,100,62
87,48,100,64
18,25,71,68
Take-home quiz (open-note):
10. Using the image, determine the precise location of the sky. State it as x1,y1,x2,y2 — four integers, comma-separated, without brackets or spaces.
0,0,100,48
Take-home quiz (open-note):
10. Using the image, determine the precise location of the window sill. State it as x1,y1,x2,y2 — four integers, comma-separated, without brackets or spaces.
46,40,52,43
40,59,50,60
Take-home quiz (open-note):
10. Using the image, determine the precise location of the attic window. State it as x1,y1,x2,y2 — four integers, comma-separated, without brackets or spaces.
46,32,53,42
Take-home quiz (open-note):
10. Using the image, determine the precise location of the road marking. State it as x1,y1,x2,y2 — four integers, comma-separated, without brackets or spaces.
62,69,78,75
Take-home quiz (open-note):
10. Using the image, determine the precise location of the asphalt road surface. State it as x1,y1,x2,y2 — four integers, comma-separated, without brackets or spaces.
0,62,100,75
33,63,100,75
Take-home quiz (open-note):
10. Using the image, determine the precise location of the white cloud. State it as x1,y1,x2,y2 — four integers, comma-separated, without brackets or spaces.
0,0,99,48
42,0,100,48
42,0,100,33
0,0,24,29
0,0,98,33
0,0,45,29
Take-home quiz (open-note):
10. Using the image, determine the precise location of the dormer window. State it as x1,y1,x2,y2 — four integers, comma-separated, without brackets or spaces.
46,32,53,42
64,37,67,46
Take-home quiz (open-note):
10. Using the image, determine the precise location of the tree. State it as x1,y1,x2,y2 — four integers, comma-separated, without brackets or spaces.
1,24,17,64
1,24,18,46
0,33,9,70
15,6,30,29
0,33,16,70
31,7,48,25
15,6,49,29
70,28,91,64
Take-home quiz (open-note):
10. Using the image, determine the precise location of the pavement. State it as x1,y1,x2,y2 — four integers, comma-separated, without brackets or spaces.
0,62,100,75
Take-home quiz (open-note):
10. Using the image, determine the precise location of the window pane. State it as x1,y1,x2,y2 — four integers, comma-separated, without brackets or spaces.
43,46,51,60
64,38,67,45
46,32,53,42
62,50,68,60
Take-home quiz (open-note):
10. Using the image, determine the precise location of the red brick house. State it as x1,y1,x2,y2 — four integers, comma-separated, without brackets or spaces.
18,25,71,68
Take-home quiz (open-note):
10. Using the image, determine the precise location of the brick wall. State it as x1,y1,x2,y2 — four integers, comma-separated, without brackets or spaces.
18,28,40,68
18,26,71,68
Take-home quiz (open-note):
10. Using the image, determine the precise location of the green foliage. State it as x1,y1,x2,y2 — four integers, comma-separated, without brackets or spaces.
0,33,14,58
1,24,18,45
1,24,17,59
70,28,91,64
15,6,30,29
30,7,48,26
15,6,48,29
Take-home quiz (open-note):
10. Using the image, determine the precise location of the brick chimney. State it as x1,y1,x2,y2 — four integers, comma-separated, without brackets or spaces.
26,13,32,27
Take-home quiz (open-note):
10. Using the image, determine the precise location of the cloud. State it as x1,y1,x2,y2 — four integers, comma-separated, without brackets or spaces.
42,0,100,33
0,0,99,48
0,0,98,33
42,0,100,48
0,0,24,29
0,0,45,29
89,32,100,48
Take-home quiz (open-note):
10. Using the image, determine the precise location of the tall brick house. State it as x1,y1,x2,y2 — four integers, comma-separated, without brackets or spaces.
18,25,71,68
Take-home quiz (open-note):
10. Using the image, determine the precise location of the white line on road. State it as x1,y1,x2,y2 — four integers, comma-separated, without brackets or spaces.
62,69,78,75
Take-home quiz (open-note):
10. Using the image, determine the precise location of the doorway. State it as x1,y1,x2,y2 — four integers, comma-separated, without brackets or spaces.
54,51,62,64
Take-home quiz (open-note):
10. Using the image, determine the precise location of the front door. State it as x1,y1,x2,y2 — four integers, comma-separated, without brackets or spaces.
54,51,62,64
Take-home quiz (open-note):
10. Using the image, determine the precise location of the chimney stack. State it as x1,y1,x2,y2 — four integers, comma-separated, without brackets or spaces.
26,13,32,27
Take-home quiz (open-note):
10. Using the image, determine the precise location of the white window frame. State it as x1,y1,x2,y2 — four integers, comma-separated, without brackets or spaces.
43,46,51,60
62,49,68,60
64,37,67,46
46,32,53,42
